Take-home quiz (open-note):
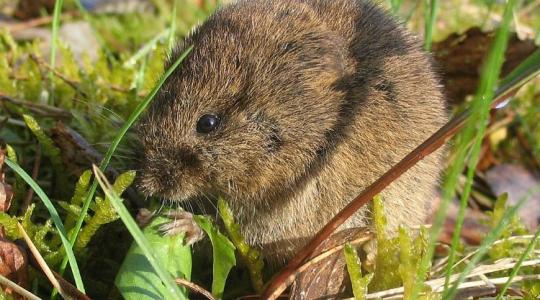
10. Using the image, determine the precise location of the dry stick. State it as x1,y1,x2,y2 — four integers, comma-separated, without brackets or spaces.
361,274,540,299
6,12,78,33
0,274,41,300
175,278,216,300
0,93,71,118
30,55,147,97
262,81,525,299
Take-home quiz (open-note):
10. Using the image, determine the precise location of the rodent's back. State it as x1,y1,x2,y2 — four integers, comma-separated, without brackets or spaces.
223,0,448,260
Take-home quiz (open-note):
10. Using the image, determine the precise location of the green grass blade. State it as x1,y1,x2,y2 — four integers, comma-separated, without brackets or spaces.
4,158,85,292
57,45,194,275
389,0,404,15
412,0,517,298
495,227,540,300
443,0,516,290
124,29,172,67
49,0,64,105
168,0,179,51
497,49,540,96
423,0,439,51
93,167,184,299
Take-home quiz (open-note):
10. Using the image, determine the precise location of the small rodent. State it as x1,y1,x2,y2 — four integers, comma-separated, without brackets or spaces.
137,0,448,265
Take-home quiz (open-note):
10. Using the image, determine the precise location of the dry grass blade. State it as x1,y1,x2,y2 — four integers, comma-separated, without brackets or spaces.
175,278,216,300
16,223,62,295
355,263,540,299
0,274,41,300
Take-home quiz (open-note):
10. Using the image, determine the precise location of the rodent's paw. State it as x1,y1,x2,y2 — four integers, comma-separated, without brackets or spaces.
160,210,204,245
136,208,155,227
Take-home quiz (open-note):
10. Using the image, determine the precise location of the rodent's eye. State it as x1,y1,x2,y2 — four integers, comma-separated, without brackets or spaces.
196,114,220,134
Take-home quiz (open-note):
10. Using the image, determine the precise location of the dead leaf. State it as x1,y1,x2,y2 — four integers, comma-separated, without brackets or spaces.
433,27,538,104
485,164,540,229
50,122,103,177
50,122,143,207
0,149,13,212
430,197,491,248
0,235,29,298
14,0,55,20
289,228,372,300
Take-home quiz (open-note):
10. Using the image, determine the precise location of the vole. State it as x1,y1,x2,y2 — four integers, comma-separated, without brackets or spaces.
137,0,447,265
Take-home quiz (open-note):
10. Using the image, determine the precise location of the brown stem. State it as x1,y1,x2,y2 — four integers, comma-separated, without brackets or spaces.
30,55,147,98
6,12,78,33
0,92,71,118
262,80,524,299
175,278,216,300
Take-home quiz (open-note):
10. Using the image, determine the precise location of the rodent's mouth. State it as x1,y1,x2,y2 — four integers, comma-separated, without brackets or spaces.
136,174,201,203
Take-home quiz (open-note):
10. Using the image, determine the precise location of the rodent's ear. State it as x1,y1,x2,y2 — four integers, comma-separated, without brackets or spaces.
165,39,188,70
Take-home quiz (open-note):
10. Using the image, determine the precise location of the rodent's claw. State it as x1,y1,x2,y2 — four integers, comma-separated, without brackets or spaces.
160,210,205,245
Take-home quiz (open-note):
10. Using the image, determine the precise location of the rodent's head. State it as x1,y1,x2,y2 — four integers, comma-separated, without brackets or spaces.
137,1,349,204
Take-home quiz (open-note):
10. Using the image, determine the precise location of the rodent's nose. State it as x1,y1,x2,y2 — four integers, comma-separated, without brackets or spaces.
175,148,201,168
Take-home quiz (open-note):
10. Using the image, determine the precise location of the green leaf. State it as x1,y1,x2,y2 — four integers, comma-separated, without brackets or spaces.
115,216,192,300
94,167,185,299
194,215,236,299
344,243,372,300
218,197,264,293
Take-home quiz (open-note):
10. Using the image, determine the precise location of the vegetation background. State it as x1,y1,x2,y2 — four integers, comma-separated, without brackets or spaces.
0,0,539,299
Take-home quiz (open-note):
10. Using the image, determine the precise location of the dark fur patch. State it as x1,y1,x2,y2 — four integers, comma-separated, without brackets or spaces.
374,78,397,102
176,148,201,168
249,112,283,152
267,126,283,152
282,42,297,54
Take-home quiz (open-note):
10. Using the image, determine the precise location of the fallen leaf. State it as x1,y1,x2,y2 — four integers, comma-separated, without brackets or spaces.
429,197,491,247
0,149,13,212
13,0,55,20
0,235,29,297
433,27,538,103
485,164,540,229
290,228,372,300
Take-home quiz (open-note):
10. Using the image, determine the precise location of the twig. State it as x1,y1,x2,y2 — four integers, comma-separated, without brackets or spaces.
30,55,147,98
365,274,540,299
0,274,41,300
6,12,78,33
175,278,216,300
22,145,41,211
0,92,71,118
262,58,534,298
29,54,82,93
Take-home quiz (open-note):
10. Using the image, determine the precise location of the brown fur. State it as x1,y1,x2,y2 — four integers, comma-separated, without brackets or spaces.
137,0,448,265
